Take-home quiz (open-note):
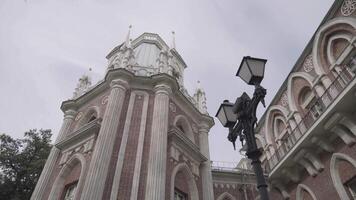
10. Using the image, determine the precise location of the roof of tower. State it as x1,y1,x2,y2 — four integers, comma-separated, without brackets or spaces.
106,32,187,69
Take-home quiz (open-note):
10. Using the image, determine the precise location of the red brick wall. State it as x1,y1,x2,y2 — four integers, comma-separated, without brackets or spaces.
117,93,144,199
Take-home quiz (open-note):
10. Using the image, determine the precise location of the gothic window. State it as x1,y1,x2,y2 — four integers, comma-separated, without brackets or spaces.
63,182,78,200
346,176,356,199
174,188,188,200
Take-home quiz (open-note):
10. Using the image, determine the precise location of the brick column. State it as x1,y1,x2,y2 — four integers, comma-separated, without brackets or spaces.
145,83,171,200
31,109,77,200
199,123,214,200
80,79,128,200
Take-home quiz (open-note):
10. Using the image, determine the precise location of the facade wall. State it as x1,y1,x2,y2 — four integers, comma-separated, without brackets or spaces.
268,139,356,200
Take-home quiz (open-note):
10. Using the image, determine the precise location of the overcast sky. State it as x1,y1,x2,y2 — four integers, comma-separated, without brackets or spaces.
0,0,334,163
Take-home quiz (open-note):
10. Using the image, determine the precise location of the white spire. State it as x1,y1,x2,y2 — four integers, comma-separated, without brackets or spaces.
171,31,176,49
125,25,132,47
193,80,208,114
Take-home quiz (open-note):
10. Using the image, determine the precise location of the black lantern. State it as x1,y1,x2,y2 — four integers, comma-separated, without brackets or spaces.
236,56,267,85
215,100,237,128
216,56,270,200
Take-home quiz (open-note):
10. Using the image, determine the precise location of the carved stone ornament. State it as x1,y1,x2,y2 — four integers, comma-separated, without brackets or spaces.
59,138,95,165
169,102,176,112
341,0,356,16
101,95,109,105
192,123,198,133
281,92,289,107
303,54,314,73
75,112,83,121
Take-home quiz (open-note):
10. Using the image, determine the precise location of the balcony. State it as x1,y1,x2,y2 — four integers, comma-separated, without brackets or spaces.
265,67,356,178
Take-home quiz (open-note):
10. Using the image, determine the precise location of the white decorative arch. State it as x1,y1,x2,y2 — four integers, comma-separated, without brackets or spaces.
48,153,87,200
170,163,199,200
326,33,353,64
313,17,356,76
173,115,195,143
273,115,287,139
296,184,317,200
216,191,237,200
330,153,356,200
287,72,315,112
265,105,289,145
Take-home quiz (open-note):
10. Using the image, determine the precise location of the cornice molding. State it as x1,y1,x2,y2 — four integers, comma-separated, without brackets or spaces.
56,118,102,150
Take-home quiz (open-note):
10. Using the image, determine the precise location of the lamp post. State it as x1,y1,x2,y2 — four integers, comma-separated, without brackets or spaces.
216,56,269,200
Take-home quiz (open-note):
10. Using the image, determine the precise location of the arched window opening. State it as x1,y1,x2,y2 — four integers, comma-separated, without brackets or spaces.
63,181,78,200
345,176,356,199
170,163,199,200
298,87,322,120
174,187,188,200
48,154,86,200
88,114,97,123
173,115,195,143
75,107,100,131
296,184,317,200
330,153,356,200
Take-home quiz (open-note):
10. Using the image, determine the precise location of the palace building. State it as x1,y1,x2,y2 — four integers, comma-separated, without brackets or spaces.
257,1,356,200
31,1,356,200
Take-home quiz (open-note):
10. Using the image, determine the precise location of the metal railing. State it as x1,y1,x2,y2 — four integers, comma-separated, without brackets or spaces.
265,67,355,172
211,161,253,174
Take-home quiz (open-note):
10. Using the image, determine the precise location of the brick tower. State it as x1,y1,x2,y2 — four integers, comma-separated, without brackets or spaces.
31,30,215,200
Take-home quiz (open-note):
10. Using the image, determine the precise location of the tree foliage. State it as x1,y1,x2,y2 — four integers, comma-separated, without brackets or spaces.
0,129,52,200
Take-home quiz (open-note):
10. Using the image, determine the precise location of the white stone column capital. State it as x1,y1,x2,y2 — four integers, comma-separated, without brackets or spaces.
154,83,172,95
110,79,129,91
63,109,77,120
198,123,211,135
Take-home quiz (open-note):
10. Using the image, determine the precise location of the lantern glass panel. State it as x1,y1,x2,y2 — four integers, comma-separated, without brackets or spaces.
247,58,265,77
238,61,252,84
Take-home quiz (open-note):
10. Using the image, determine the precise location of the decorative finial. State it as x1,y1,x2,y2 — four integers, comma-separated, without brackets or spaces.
171,31,176,49
125,25,132,47
72,69,93,99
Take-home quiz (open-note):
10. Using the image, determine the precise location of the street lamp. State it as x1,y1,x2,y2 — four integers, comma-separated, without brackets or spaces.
215,56,269,200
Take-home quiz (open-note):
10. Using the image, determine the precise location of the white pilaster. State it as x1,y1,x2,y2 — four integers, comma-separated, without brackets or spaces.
145,83,171,200
80,79,128,200
199,123,214,200
31,109,77,200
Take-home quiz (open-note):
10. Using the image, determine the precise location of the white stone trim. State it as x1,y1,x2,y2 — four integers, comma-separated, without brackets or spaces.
170,163,199,200
48,153,87,200
330,153,356,200
296,184,318,200
216,192,237,200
